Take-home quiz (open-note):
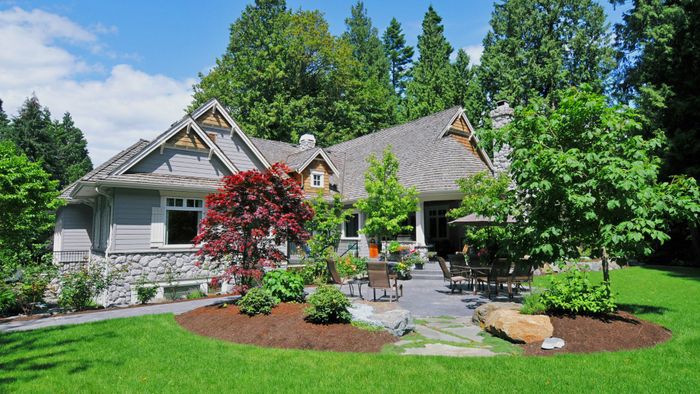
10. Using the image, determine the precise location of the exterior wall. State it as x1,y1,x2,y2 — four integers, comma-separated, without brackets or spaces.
55,204,93,252
129,147,230,178
78,251,219,306
111,188,161,252
302,159,332,196
203,126,266,171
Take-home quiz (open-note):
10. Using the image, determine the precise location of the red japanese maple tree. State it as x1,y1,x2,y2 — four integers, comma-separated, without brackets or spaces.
194,163,313,291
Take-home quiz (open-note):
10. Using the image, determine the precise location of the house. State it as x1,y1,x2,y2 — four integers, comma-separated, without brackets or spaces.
54,98,511,305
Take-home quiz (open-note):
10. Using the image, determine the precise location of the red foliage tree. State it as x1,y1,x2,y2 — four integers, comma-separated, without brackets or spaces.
194,163,313,291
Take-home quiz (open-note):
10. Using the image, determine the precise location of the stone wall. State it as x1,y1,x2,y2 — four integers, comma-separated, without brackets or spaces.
489,101,514,175
59,251,220,306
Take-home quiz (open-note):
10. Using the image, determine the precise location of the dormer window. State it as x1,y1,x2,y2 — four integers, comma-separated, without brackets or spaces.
311,171,324,188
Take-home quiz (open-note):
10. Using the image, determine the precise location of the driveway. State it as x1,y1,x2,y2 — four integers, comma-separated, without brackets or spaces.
0,295,238,333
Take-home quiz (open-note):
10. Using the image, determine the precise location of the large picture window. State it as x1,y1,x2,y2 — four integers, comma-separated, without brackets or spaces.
165,198,204,245
343,213,360,238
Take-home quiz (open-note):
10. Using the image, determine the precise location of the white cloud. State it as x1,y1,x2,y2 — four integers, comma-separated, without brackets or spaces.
461,44,484,66
0,7,194,165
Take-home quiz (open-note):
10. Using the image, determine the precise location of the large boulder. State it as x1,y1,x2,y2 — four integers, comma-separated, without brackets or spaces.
349,301,414,336
484,309,553,344
472,302,521,326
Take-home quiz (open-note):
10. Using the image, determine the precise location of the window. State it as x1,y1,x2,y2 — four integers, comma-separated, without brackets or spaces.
311,171,324,188
343,213,360,238
165,198,204,245
428,208,448,239
397,212,416,240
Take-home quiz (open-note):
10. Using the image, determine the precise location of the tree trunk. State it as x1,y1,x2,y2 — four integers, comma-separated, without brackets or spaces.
601,246,610,284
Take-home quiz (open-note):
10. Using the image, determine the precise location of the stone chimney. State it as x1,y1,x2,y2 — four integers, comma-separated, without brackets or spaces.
299,134,316,150
489,100,514,175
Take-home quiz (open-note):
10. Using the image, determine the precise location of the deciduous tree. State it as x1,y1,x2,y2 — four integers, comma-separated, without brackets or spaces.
194,163,313,290
306,193,350,259
355,147,418,256
501,87,700,283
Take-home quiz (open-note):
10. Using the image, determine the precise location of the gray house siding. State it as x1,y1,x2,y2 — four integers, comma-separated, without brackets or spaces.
57,204,93,251
111,188,160,252
129,147,231,178
203,126,266,171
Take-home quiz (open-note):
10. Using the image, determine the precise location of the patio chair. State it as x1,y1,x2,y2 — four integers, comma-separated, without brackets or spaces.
492,258,515,299
367,262,402,302
326,258,364,298
448,254,472,288
437,257,468,294
509,260,534,295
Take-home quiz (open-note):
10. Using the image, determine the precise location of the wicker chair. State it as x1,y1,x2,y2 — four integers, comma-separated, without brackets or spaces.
326,258,363,298
367,262,401,301
437,257,468,293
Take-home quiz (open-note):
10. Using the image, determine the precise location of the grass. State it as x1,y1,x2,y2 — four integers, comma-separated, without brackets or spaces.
1,266,700,392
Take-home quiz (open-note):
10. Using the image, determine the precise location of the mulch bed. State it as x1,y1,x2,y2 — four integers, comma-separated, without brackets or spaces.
176,303,397,353
523,311,671,356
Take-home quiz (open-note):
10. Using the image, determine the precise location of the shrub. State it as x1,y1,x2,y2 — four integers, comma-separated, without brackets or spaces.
13,265,54,315
300,260,329,285
263,270,305,302
520,292,546,315
304,285,351,324
134,277,157,305
186,289,206,300
238,287,278,316
59,265,117,311
0,283,18,315
539,269,616,315
336,255,368,279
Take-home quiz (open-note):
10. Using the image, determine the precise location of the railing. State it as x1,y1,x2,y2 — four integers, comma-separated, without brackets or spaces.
53,250,91,273
338,240,359,258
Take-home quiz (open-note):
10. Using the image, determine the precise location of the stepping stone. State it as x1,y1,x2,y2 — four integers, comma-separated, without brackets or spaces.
414,325,469,343
441,325,485,343
402,343,498,357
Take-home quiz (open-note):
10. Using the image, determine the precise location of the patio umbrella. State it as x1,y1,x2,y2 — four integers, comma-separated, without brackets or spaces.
448,214,516,226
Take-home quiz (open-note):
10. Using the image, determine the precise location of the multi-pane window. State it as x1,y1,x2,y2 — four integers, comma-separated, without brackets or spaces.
165,198,204,245
311,171,323,188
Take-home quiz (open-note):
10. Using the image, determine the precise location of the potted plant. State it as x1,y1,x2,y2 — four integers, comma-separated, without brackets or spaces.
387,241,402,261
405,248,425,270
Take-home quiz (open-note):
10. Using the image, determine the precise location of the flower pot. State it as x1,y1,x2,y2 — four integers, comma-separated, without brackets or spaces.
414,263,424,270
369,242,379,259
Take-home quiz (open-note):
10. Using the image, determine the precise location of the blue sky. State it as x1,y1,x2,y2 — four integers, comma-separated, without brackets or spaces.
0,0,629,164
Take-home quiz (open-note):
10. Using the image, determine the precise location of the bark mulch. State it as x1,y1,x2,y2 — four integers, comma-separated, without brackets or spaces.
523,311,671,356
176,303,397,353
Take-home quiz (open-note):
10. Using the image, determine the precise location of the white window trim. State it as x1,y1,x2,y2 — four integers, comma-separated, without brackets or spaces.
162,196,206,247
341,211,362,240
310,171,324,188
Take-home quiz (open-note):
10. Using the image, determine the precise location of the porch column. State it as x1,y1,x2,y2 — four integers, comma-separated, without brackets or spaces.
415,200,425,246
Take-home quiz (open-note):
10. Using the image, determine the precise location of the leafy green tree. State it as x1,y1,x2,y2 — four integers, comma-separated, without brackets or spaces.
382,17,414,96
342,1,397,132
479,0,615,109
449,172,520,260
306,193,350,259
53,113,93,186
453,49,487,128
355,147,418,257
501,86,700,283
191,0,384,146
613,0,700,261
0,141,63,275
404,6,457,120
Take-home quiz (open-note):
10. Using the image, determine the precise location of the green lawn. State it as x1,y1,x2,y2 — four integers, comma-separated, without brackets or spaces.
2,266,699,393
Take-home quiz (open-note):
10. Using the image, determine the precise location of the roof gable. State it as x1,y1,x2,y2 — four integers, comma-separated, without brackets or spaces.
114,117,239,176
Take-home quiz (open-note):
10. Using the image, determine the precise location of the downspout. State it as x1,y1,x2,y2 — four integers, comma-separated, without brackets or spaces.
96,186,114,258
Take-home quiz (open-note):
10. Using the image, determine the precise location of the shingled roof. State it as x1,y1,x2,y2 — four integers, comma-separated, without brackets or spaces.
62,103,490,202
327,106,491,201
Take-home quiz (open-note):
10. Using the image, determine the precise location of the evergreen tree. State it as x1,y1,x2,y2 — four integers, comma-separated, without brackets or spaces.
479,0,614,109
382,18,414,96
404,6,457,120
342,1,397,132
191,0,385,146
53,112,93,186
4,96,60,180
453,49,487,128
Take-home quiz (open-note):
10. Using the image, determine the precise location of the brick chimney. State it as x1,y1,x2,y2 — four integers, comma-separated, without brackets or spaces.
299,134,316,150
489,100,514,175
